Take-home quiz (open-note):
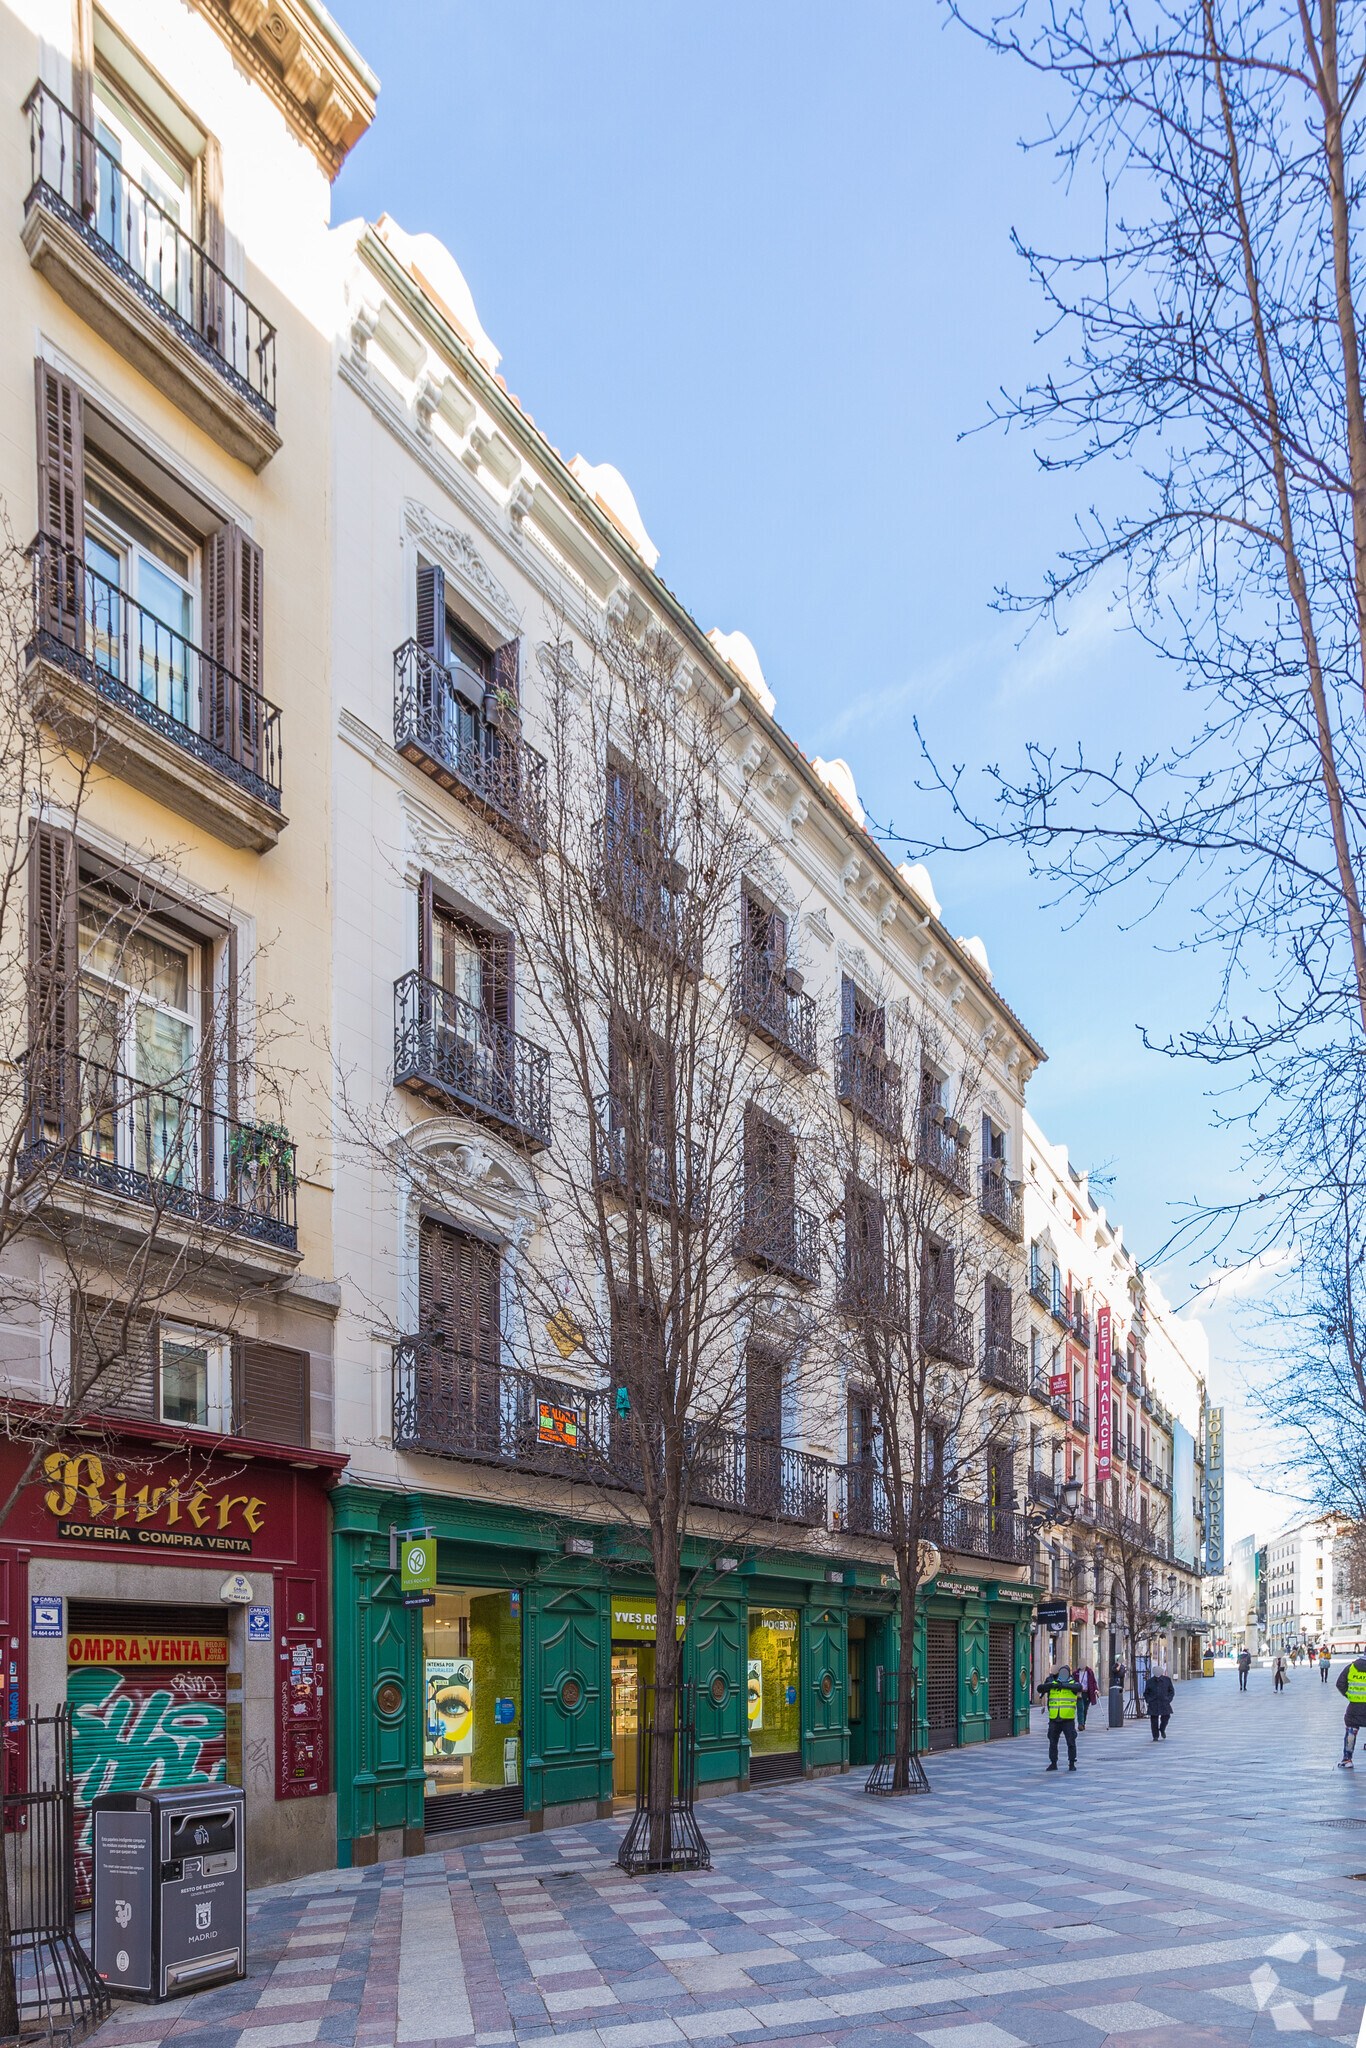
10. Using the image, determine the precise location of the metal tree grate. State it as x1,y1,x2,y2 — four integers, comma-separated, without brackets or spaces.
617,1682,710,1876
865,1670,931,1796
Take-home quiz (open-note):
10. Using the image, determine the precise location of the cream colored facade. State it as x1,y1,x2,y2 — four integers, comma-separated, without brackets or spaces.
0,0,374,1886
1022,1111,1207,1689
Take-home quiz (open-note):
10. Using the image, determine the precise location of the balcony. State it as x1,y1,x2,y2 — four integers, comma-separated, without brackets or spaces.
920,1294,974,1368
1125,1441,1140,1470
1112,1358,1129,1387
21,1054,298,1273
835,1034,901,1139
394,642,548,851
688,1430,829,1526
836,1261,905,1328
1141,1385,1154,1412
595,1096,706,1220
981,1331,1028,1394
1050,1291,1071,1330
23,83,279,469
939,1494,1031,1567
393,1339,829,1524
837,1461,897,1539
1073,1309,1092,1352
979,1164,1023,1240
394,972,550,1149
1028,1468,1060,1510
1030,1268,1051,1310
1072,1399,1091,1435
731,946,817,1070
26,536,284,850
917,1110,970,1196
1139,1450,1153,1481
735,1191,819,1287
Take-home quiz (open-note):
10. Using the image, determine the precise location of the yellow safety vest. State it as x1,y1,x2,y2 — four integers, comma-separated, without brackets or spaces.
1345,1665,1366,1702
1047,1686,1077,1720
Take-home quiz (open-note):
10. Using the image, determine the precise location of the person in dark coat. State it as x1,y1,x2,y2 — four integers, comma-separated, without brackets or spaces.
1144,1667,1175,1740
1237,1648,1252,1691
1336,1652,1366,1767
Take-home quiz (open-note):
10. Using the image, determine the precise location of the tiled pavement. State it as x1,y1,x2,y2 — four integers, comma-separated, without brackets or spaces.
87,1667,1366,2047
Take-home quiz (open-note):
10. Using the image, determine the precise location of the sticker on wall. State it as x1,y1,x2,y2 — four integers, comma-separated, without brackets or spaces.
509,1591,520,1619
785,1685,797,1706
247,1607,272,1643
747,1659,763,1731
30,1596,62,1639
494,1696,515,1725
425,1657,474,1756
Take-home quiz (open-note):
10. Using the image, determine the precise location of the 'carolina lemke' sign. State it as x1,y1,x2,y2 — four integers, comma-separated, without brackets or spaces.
42,1452,267,1554
68,1633,229,1667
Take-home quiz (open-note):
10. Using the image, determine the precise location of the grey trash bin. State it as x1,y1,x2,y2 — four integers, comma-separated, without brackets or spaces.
91,1784,245,2001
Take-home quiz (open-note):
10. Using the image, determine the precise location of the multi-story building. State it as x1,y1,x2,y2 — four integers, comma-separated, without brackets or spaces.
1265,1513,1358,1654
1021,1115,1207,1690
0,0,374,1886
322,214,1050,1862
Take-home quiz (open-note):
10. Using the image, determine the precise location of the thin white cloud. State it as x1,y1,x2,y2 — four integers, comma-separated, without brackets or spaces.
1198,1246,1296,1305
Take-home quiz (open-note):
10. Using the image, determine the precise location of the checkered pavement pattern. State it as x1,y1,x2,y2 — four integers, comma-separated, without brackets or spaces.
86,1667,1366,2047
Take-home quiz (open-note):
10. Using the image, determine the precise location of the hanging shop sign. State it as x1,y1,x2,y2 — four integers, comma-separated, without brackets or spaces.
400,1538,437,1594
1096,1306,1113,1482
537,1401,580,1451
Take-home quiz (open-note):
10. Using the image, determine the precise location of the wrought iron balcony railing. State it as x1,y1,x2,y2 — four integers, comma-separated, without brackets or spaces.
1139,1450,1153,1481
735,1191,819,1287
836,1460,897,1539
730,946,817,1070
1050,1290,1071,1329
1051,1390,1070,1419
22,1055,296,1250
1030,1268,1052,1309
1073,1309,1092,1351
921,1293,974,1368
392,1337,829,1523
594,1096,706,1220
394,642,548,849
1072,1399,1091,1435
688,1430,829,1526
1028,1467,1060,1509
835,1261,905,1327
1112,1358,1129,1387
834,1033,901,1139
593,811,696,968
25,82,276,421
941,1494,1031,1566
393,972,550,1149
980,1164,1024,1240
1125,1440,1140,1470
29,536,282,809
917,1110,970,1195
981,1331,1028,1394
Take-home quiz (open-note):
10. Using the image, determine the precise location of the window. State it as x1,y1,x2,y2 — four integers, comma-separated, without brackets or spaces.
841,976,884,1049
84,461,199,726
93,71,195,321
848,1390,875,1467
159,1322,232,1432
419,878,514,1038
982,1113,1007,1171
742,890,788,975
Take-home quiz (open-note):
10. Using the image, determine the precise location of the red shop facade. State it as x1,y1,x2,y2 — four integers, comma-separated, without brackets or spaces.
0,1429,346,1892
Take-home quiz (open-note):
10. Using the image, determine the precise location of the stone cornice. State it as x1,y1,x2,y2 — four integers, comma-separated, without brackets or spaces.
192,0,377,177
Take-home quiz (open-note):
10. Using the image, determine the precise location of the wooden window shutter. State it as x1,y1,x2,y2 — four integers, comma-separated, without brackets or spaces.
483,930,514,1031
71,1295,157,1420
840,976,856,1037
418,872,434,982
34,363,85,648
416,563,447,667
238,1339,308,1446
28,819,77,1120
420,1219,499,1366
196,136,225,348
204,524,264,770
72,0,96,217
492,635,520,704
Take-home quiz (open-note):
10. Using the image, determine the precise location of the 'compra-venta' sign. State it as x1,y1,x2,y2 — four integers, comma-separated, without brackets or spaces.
41,1453,268,1554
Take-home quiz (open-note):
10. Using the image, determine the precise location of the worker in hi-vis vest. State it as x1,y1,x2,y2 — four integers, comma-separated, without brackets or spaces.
1037,1663,1087,1771
1336,1653,1366,1767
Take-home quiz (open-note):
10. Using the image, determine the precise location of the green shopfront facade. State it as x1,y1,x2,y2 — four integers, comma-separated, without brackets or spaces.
331,1488,1039,1859
845,1571,1038,1763
333,1485,894,1859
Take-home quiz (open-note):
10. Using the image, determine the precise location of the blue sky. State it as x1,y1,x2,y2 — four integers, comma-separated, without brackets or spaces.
326,0,1303,1550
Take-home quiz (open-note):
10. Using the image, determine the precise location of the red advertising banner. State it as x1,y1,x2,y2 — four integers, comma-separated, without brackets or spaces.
1096,1305,1112,1481
1050,1361,1070,1399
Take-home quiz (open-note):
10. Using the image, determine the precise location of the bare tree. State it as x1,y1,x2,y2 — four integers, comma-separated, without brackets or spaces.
816,986,1028,1789
1100,1479,1171,1710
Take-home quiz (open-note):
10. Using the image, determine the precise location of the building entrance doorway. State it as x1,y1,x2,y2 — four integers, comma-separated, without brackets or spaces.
610,1642,655,1801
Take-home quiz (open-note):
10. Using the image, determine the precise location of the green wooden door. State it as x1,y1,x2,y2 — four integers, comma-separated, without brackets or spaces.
804,1606,847,1771
530,1586,607,1815
688,1596,745,1785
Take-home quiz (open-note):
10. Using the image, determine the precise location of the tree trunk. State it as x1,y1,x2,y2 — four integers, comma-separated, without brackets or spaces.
648,1526,682,1865
894,1550,919,1790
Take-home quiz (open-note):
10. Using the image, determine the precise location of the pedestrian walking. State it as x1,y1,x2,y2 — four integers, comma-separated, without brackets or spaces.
1237,1647,1251,1691
1144,1666,1175,1740
1274,1656,1286,1690
1038,1664,1086,1772
1075,1662,1099,1731
1336,1652,1366,1767
1321,1646,1332,1684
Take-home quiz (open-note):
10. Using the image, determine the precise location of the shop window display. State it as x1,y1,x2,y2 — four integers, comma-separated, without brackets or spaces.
747,1607,800,1755
423,1588,522,1802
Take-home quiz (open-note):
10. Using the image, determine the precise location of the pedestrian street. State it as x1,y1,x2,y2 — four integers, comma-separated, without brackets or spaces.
84,1668,1366,2048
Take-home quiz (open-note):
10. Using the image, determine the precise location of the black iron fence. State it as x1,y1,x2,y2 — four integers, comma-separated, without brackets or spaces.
30,535,283,808
731,946,817,1069
393,641,549,849
834,1033,901,1137
617,1683,709,1874
916,1111,970,1194
920,1293,974,1367
979,1165,1023,1238
23,1056,297,1250
25,82,276,419
2,1708,109,2042
735,1189,819,1286
688,1432,829,1526
393,971,550,1148
980,1331,1028,1392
